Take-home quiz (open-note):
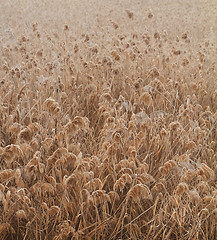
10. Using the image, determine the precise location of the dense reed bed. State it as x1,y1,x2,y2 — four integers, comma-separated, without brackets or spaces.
0,0,216,239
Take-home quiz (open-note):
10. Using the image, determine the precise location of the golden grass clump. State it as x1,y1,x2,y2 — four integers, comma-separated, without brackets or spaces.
44,97,61,116
0,0,216,239
127,184,152,203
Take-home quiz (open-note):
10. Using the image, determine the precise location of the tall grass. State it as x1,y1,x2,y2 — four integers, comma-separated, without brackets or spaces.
0,0,216,239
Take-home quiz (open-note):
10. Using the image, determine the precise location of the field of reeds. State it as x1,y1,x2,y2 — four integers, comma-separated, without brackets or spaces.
0,0,217,239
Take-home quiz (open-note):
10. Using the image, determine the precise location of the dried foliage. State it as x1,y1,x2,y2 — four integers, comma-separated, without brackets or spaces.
0,0,216,239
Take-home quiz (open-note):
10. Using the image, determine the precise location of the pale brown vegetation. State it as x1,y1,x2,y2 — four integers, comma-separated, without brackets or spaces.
0,0,216,239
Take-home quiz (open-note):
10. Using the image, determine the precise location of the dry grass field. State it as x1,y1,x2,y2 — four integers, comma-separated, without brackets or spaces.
0,0,217,239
